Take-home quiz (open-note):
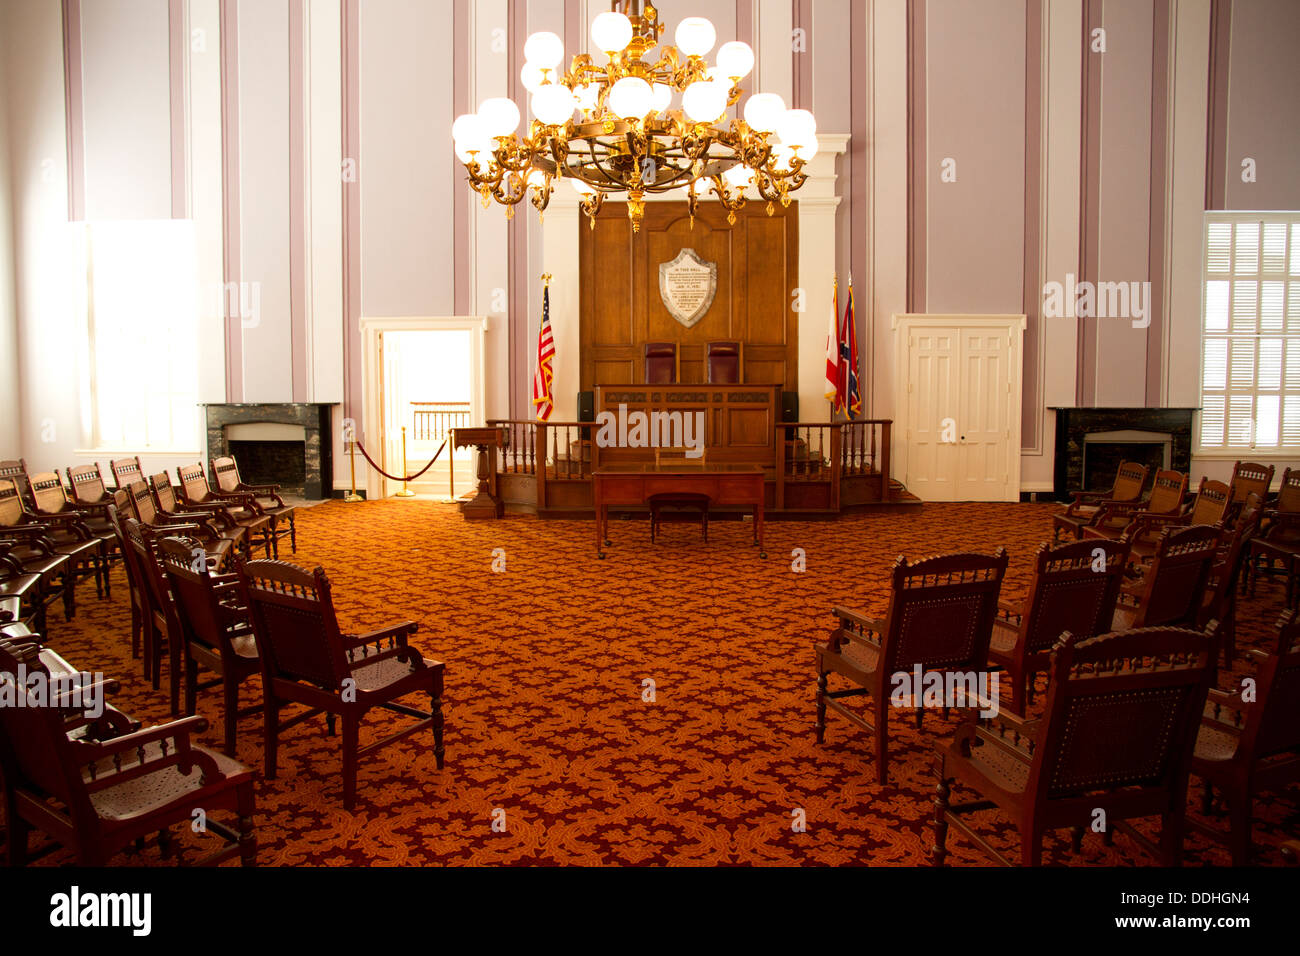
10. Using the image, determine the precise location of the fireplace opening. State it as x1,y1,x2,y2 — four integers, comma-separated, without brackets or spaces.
225,422,307,496
1082,430,1172,491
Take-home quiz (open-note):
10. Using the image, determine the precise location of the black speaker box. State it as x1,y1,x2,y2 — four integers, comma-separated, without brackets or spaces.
578,391,595,422
781,391,799,422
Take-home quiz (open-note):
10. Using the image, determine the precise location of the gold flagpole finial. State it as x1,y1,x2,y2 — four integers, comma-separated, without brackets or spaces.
541,272,552,287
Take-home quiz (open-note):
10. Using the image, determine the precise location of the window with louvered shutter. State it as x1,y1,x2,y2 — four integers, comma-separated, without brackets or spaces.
1197,214,1300,454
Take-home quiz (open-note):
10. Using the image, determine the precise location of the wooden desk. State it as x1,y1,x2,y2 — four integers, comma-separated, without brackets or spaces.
592,463,765,559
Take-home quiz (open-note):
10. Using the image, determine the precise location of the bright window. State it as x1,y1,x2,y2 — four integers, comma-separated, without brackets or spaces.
82,220,199,451
1198,213,1300,454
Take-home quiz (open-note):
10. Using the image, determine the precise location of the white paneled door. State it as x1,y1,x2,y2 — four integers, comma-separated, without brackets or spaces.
894,315,1027,502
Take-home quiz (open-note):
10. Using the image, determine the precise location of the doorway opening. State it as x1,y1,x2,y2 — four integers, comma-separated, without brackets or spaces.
380,328,476,499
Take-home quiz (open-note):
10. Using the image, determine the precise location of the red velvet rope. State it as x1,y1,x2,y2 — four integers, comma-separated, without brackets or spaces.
352,438,446,483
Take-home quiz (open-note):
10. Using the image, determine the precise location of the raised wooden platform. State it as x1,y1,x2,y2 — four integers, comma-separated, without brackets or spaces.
485,416,917,518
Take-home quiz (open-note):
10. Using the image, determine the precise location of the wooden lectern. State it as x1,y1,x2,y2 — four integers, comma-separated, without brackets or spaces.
451,426,507,519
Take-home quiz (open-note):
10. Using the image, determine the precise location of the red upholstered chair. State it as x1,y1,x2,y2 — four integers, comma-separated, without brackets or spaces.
815,550,1009,784
0,638,257,866
705,341,742,384
932,625,1218,867
644,342,678,384
239,559,446,810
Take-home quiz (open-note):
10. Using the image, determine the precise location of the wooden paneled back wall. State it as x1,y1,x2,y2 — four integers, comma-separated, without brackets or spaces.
578,200,799,390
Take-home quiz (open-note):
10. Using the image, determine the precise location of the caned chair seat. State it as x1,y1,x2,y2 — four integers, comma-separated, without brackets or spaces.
87,741,247,823
817,635,879,680
1193,724,1241,763
350,645,438,694
958,736,1032,794
988,621,1018,655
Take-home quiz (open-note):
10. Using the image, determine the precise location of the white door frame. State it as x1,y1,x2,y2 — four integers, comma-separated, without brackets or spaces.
892,313,1027,501
359,315,488,500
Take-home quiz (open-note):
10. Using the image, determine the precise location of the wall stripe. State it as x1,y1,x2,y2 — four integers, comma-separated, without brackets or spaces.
792,0,812,111
1146,0,1171,405
289,0,307,402
1077,0,1102,406
1022,0,1043,451
454,0,472,317
342,0,361,434
168,0,188,219
906,0,925,313
220,0,243,402
1205,0,1231,210
851,0,869,414
508,0,528,418
60,0,86,222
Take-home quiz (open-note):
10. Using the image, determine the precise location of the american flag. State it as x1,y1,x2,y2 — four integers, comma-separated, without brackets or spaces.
532,284,555,421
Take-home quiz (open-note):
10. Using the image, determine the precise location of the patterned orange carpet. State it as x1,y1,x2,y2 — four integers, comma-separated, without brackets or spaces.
13,500,1299,866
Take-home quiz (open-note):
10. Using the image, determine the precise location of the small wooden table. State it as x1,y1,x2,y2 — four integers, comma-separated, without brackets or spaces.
592,463,766,559
451,426,507,519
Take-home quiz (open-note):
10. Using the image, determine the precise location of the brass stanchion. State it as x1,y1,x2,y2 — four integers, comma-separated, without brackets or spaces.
344,438,363,502
395,425,416,497
448,438,454,501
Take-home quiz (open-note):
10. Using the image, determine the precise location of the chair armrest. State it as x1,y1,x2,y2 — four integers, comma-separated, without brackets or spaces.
78,715,209,760
997,597,1024,623
830,606,885,634
342,621,419,649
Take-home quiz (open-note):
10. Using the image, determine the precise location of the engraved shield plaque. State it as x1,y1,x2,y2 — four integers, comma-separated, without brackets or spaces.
658,248,718,329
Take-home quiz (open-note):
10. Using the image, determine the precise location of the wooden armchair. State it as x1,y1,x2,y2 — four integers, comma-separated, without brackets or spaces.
158,536,261,757
989,538,1129,715
28,471,111,600
1199,493,1263,666
1121,477,1229,565
815,550,1009,785
0,478,76,620
65,463,124,562
177,463,273,558
210,455,296,555
107,496,146,664
1227,460,1274,518
0,638,257,866
109,455,144,492
1083,469,1189,542
1247,467,1300,604
932,624,1217,866
122,515,210,716
0,458,34,505
239,559,446,810
1191,610,1300,865
148,473,248,559
126,479,237,570
0,539,55,634
1052,461,1148,541
1112,524,1221,631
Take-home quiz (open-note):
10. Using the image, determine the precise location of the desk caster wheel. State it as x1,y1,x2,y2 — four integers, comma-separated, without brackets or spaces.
759,551,767,559
598,552,606,560
603,539,612,546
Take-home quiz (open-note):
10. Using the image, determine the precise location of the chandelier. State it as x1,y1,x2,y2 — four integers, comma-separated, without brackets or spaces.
451,0,818,233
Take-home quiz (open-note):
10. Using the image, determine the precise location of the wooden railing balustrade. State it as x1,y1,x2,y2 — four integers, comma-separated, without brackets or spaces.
410,401,470,441
487,417,892,512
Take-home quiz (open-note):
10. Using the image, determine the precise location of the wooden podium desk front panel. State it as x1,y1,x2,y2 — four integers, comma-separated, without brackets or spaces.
592,384,780,469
